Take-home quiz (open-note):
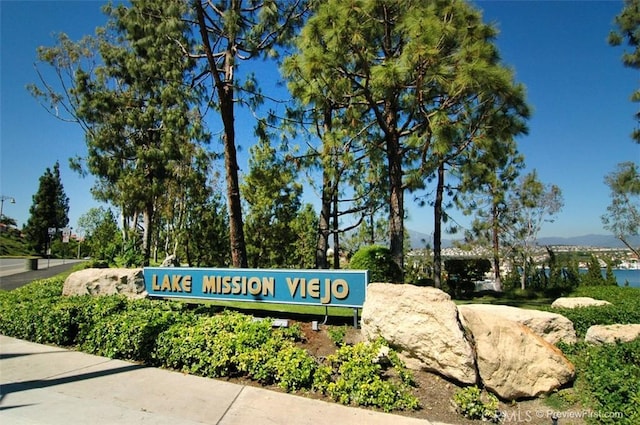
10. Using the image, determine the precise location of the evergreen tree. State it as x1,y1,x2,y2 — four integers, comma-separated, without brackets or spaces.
563,256,581,289
502,171,564,290
289,203,319,269
242,138,304,268
604,259,619,286
285,0,529,275
24,161,70,255
601,162,640,258
192,0,309,268
456,139,527,292
583,255,605,286
30,1,208,266
77,207,121,263
609,0,640,143
183,192,230,267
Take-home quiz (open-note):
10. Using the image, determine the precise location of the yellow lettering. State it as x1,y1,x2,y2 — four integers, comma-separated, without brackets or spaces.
308,278,320,299
152,275,160,291
202,276,215,293
248,277,261,295
332,279,349,300
262,277,274,297
183,275,192,293
232,276,241,294
321,278,331,304
172,275,182,292
287,277,300,297
222,276,231,294
161,275,171,291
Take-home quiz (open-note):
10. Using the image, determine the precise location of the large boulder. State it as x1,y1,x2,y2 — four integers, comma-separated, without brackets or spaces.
459,307,575,400
585,324,640,344
63,268,147,299
458,304,577,345
361,283,477,384
551,297,611,309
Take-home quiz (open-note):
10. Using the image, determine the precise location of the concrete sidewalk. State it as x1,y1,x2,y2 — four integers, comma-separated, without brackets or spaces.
0,336,447,425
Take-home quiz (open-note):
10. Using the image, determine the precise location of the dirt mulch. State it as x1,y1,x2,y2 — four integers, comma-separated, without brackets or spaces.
226,320,587,425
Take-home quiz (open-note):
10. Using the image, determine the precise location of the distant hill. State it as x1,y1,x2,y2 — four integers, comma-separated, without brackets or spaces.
408,230,455,249
537,234,640,248
407,230,638,249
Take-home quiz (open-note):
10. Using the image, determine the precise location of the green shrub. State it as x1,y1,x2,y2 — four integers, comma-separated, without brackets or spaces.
4,276,64,300
81,304,181,362
546,286,640,337
272,343,317,391
327,325,347,347
453,386,500,422
0,277,71,344
560,340,640,425
154,312,297,380
348,245,402,283
315,339,419,412
72,296,129,344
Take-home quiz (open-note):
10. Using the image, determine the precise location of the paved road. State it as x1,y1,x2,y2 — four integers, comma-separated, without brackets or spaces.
0,258,85,291
0,258,84,277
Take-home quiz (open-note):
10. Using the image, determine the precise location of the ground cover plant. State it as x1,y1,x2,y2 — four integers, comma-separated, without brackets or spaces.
544,286,640,337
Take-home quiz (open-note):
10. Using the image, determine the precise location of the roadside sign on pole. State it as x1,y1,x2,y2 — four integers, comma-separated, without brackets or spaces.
62,227,71,243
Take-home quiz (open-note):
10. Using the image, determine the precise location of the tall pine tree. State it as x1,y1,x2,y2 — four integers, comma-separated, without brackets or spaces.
30,1,209,265
25,161,70,255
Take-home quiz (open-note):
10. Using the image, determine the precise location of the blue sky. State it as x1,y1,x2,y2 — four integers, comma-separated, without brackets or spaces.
1,0,638,239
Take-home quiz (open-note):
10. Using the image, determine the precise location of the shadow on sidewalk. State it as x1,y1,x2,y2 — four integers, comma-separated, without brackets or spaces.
0,351,66,360
0,363,147,402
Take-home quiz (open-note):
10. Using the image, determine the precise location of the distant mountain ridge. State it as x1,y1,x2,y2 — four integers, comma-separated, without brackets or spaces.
536,234,640,248
408,230,639,249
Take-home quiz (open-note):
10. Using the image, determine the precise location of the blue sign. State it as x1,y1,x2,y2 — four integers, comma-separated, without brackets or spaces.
143,267,369,308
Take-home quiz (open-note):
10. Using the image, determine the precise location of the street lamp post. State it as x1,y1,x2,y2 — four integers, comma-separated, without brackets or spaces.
0,195,16,218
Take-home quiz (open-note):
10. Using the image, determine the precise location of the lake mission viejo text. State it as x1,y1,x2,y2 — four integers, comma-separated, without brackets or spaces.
143,267,369,308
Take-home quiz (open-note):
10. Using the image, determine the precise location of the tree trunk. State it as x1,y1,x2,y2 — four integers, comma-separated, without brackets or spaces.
316,178,330,268
195,2,247,268
619,236,640,259
142,203,153,267
316,108,333,269
386,117,404,276
222,99,248,268
520,254,526,290
491,201,503,292
433,163,444,288
332,189,340,269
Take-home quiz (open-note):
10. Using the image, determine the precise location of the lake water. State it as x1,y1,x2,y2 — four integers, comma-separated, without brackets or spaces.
612,269,640,288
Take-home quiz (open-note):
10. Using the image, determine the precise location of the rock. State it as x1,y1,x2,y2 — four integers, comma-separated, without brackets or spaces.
458,304,577,345
459,307,575,400
551,297,611,309
585,324,640,344
361,283,477,384
63,268,147,299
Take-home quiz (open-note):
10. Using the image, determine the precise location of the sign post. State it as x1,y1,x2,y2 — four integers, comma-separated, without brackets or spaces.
47,227,56,268
61,227,71,264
